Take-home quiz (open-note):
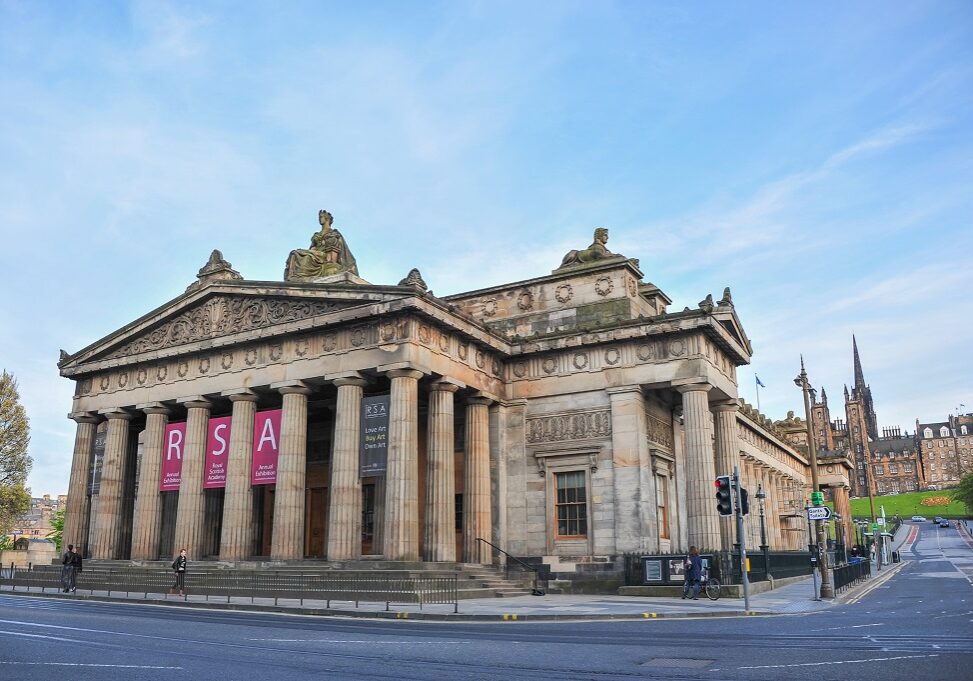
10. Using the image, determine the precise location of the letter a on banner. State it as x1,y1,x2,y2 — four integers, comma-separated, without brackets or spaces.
160,422,187,491
204,415,232,489
251,409,282,485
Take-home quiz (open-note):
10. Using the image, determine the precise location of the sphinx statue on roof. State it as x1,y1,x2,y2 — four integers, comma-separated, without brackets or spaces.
557,227,627,270
284,210,359,281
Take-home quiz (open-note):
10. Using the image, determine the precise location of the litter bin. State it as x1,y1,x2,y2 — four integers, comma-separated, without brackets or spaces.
891,550,900,563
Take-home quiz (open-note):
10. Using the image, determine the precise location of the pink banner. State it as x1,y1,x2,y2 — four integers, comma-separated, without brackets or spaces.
160,422,186,491
251,409,282,486
204,416,232,489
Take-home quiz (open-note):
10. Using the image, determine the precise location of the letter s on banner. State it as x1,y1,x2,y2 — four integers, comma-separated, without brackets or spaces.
161,422,187,491
204,416,232,489
251,409,282,485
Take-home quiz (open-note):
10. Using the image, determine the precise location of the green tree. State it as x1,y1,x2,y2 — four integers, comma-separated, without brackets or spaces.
952,473,973,513
0,370,32,536
0,534,11,551
47,507,64,552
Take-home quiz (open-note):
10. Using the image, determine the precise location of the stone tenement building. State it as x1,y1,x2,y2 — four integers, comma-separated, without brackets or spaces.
59,213,834,587
916,413,973,490
4,494,67,546
809,337,923,498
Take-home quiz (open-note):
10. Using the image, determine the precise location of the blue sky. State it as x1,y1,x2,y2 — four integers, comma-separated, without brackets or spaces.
2,1,971,495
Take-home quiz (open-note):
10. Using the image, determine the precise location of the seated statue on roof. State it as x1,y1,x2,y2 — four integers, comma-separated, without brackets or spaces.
557,227,624,269
284,210,359,280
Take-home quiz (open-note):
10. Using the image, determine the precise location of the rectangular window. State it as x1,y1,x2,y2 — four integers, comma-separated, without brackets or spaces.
859,476,866,486
904,462,913,472
891,481,900,493
889,463,898,473
555,471,588,538
656,474,669,540
874,465,884,476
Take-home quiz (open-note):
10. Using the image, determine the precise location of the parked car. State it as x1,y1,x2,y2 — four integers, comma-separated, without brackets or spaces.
934,516,943,523
939,519,950,528
911,515,926,522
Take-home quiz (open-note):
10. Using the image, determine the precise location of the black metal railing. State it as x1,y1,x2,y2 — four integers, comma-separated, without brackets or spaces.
475,538,544,595
0,565,458,612
832,557,871,593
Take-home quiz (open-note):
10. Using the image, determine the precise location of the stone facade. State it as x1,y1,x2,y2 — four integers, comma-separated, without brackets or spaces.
916,413,973,490
58,217,827,589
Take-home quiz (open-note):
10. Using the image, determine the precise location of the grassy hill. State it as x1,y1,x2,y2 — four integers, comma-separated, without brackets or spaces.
850,489,968,519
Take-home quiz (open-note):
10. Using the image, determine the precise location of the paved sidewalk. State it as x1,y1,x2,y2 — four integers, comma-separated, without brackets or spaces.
1,563,899,621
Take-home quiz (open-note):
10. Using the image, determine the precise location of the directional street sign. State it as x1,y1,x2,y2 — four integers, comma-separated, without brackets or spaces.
806,506,832,521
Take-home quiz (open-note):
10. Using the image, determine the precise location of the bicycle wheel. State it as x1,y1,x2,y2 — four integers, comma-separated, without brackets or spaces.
705,578,721,600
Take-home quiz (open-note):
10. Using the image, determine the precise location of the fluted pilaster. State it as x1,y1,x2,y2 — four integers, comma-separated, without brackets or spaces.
219,391,258,560
713,401,739,551
130,404,170,560
424,381,459,562
678,385,720,550
327,376,368,560
271,383,312,560
91,409,133,559
463,396,492,564
173,398,212,560
384,368,422,560
63,413,98,556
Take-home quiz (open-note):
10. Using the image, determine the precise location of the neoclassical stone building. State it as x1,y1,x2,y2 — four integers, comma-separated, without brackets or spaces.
59,213,834,584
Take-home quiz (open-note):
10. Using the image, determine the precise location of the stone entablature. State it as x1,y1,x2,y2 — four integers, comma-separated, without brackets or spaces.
737,408,809,482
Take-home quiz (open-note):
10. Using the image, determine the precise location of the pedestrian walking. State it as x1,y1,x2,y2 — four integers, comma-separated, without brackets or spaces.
681,546,703,600
60,544,81,593
171,548,188,596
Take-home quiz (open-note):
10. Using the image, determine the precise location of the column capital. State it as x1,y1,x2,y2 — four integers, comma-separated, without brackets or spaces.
136,402,171,416
222,387,259,402
325,370,367,383
606,385,644,397
466,395,493,407
176,395,213,410
69,411,99,424
713,400,740,413
98,407,134,421
386,368,425,381
429,378,461,393
271,380,312,396
675,382,712,395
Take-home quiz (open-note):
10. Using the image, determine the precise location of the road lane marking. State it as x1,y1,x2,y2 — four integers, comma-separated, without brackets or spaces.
247,639,467,643
0,662,182,669
739,654,939,669
808,623,884,631
0,630,79,643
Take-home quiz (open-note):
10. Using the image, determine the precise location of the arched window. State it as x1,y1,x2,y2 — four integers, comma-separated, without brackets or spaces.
924,428,933,439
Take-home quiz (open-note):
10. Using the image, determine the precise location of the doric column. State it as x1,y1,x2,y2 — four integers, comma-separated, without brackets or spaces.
608,386,654,554
677,384,720,550
271,381,312,560
713,401,739,551
383,368,423,560
130,403,170,560
424,380,459,562
219,390,258,561
463,396,492,564
327,375,368,560
173,397,212,560
771,472,784,548
91,408,133,559
63,412,99,557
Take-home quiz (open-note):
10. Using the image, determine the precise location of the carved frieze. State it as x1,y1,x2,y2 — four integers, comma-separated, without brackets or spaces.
105,295,349,360
646,414,674,451
527,410,612,444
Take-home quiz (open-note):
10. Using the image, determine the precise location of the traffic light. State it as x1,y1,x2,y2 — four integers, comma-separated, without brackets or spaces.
715,475,733,516
811,491,824,507
739,487,750,516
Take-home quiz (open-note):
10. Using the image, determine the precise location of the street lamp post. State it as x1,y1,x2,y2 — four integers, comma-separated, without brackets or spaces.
756,484,771,579
795,357,834,599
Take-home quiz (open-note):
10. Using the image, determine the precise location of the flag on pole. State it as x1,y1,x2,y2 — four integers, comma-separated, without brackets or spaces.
755,375,766,388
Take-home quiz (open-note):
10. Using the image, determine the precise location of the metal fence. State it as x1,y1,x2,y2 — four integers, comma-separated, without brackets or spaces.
0,564,458,612
832,558,871,593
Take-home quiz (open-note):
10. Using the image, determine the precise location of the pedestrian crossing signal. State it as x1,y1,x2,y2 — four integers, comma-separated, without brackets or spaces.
715,476,733,516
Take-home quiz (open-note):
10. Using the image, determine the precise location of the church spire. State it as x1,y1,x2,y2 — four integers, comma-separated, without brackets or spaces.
853,335,865,389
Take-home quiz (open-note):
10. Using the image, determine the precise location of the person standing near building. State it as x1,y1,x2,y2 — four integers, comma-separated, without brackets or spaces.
61,544,80,593
681,546,702,600
171,548,188,597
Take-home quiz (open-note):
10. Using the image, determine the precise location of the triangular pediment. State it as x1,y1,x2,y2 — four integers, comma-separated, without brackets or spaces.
61,281,416,370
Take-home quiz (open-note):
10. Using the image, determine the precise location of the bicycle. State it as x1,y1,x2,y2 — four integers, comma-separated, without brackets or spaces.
700,570,721,600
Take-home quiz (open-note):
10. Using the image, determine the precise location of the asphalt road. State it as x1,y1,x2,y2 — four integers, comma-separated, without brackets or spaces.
1,522,971,681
